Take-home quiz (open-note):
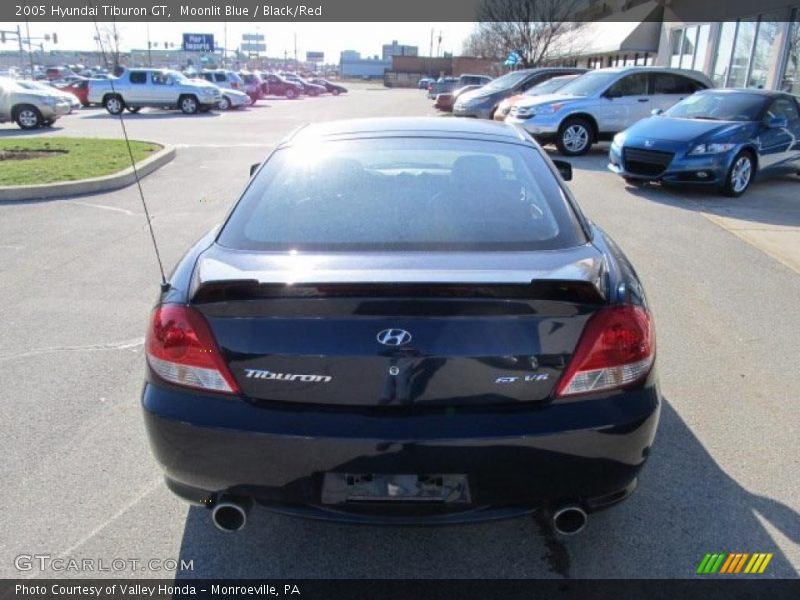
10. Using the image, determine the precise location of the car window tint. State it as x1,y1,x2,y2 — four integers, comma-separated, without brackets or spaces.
651,73,699,94
608,73,648,96
152,72,169,85
218,138,587,252
129,71,147,84
766,97,800,121
666,92,766,121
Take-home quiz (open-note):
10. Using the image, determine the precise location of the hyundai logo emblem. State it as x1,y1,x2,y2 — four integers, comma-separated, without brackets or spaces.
376,328,412,346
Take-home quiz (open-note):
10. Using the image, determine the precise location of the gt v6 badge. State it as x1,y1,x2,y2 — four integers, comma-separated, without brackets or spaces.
244,368,332,383
496,374,549,384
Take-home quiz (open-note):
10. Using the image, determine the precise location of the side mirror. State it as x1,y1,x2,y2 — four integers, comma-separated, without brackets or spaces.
651,108,664,116
553,159,573,181
249,163,260,177
767,116,788,129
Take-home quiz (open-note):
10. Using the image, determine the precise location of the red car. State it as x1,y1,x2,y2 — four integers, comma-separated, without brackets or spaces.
56,79,90,107
259,73,303,99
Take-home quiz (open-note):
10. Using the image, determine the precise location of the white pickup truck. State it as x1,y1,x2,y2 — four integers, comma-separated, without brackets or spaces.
88,68,221,115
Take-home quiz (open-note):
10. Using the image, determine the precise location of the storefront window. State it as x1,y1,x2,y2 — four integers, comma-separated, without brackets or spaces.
693,24,710,71
749,13,781,88
728,18,757,88
713,22,737,85
680,26,698,68
780,9,800,94
670,29,683,67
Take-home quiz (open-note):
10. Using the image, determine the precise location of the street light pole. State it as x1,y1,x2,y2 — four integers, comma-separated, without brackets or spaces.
147,22,152,66
16,25,25,74
24,18,34,76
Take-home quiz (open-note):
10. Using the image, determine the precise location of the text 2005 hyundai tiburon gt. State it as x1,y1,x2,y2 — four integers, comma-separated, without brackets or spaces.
142,118,659,533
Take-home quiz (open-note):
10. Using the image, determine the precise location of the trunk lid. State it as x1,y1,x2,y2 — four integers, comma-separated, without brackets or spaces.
191,245,607,408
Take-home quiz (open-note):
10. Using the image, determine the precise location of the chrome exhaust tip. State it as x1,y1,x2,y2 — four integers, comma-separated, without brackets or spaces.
211,497,250,532
552,505,588,535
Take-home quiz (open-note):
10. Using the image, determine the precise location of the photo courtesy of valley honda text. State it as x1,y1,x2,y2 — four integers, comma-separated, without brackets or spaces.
0,1,798,599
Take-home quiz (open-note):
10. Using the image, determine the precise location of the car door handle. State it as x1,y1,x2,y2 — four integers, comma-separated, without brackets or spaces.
637,98,649,102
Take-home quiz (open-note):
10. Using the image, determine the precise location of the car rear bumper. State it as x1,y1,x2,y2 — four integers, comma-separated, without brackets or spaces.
142,378,660,523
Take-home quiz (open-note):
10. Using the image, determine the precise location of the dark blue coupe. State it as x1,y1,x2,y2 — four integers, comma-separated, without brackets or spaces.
609,89,800,196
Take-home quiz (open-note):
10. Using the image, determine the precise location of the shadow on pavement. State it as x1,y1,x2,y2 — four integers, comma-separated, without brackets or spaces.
556,144,800,229
621,176,800,228
545,145,611,173
81,111,222,120
0,126,65,137
173,400,798,579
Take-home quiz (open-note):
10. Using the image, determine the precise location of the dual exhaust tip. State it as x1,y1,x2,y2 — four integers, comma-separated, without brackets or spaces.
211,496,251,532
210,497,588,535
551,505,588,535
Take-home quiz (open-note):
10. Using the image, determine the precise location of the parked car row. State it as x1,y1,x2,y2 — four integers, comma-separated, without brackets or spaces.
427,74,493,100
81,68,347,117
435,65,800,196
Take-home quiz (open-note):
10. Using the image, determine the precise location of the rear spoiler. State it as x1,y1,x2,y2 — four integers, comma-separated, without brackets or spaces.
191,279,606,305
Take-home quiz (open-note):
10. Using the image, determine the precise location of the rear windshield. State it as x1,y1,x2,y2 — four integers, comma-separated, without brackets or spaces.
218,137,586,252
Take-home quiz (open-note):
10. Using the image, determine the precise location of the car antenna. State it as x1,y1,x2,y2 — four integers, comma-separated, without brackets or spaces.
91,12,169,292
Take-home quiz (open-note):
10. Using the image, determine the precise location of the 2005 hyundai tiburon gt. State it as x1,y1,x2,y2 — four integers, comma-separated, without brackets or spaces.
142,117,659,533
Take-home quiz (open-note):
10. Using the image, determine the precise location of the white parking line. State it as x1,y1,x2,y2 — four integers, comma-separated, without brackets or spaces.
0,337,144,362
65,200,140,216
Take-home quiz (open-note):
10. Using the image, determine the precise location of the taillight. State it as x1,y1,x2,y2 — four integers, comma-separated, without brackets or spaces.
145,305,240,394
555,305,654,397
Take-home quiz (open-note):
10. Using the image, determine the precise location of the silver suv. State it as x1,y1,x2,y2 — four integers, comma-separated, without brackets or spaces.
0,77,71,129
505,67,713,155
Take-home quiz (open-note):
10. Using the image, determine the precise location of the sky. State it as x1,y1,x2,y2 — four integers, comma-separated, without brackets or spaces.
0,22,476,62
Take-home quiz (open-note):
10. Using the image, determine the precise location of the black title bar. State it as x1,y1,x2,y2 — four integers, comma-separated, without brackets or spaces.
3,0,798,22
2,579,800,600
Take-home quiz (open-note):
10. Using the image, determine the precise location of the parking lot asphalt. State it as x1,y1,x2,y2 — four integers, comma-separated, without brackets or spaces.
1,84,798,579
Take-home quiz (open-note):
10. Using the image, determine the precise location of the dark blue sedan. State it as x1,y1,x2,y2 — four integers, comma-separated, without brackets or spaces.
609,89,800,196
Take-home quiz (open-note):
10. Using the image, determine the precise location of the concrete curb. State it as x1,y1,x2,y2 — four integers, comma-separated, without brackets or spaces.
0,143,176,202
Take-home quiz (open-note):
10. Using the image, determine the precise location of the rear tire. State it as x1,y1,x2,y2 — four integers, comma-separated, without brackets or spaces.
104,95,124,115
179,95,199,115
722,151,755,197
556,118,593,156
285,88,298,99
14,105,43,129
332,88,340,96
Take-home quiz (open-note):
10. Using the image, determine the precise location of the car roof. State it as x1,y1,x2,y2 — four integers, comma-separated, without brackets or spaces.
287,117,528,144
697,87,790,98
590,65,710,78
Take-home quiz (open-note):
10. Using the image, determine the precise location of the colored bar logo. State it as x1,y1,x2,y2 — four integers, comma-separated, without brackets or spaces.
696,553,773,574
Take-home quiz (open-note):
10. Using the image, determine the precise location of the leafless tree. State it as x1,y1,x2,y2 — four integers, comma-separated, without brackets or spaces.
463,0,590,67
94,22,123,69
